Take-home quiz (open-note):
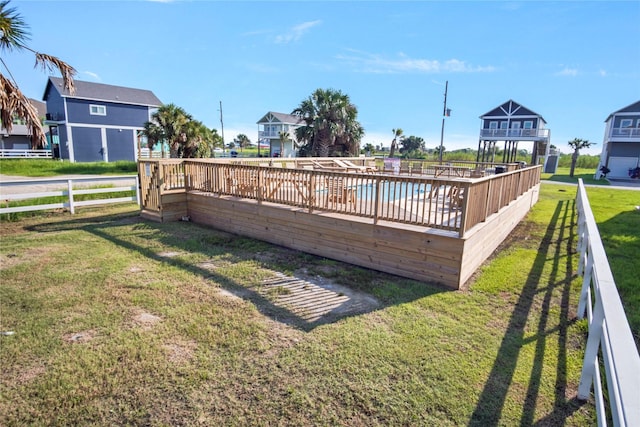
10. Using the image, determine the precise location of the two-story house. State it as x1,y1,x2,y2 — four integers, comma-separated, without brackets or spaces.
477,100,552,170
256,111,303,158
1,98,48,151
43,77,162,162
595,100,640,180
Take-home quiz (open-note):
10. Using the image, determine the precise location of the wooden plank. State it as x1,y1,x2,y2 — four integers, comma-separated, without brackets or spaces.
187,193,462,288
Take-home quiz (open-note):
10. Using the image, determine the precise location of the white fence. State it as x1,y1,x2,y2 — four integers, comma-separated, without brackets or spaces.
0,149,52,158
0,175,139,215
575,179,640,426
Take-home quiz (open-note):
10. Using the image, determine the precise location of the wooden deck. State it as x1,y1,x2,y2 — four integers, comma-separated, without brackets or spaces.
138,158,541,289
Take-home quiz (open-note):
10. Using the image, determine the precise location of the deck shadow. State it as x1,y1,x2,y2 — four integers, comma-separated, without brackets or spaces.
26,211,446,332
469,199,588,426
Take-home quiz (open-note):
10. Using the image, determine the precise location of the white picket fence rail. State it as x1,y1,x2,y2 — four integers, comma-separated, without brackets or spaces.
576,179,640,426
0,149,52,158
0,175,139,215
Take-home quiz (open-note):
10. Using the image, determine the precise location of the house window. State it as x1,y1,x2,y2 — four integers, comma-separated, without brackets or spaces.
500,121,508,129
489,121,498,129
90,104,106,116
523,121,533,129
620,119,633,128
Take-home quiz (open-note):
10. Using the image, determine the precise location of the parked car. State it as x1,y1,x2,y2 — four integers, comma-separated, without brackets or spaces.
230,150,238,158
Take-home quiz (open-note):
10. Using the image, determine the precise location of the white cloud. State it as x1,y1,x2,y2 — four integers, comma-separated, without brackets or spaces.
275,20,322,44
599,69,607,77
336,49,496,74
82,71,101,81
556,67,578,77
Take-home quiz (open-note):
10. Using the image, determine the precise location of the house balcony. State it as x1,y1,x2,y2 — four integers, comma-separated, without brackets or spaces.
44,113,65,124
258,130,280,139
479,128,550,141
608,127,640,141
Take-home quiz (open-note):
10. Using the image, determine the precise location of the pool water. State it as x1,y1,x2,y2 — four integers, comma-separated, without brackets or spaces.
355,181,432,201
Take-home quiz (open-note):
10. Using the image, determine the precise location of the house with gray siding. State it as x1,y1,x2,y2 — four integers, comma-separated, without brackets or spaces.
43,77,162,162
477,100,552,170
595,100,640,180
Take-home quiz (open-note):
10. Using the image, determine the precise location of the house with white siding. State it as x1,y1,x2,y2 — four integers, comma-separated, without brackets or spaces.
595,100,640,180
256,111,302,158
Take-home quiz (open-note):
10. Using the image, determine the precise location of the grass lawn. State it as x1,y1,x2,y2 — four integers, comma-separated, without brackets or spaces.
582,185,640,346
0,159,137,177
0,182,603,426
540,167,605,186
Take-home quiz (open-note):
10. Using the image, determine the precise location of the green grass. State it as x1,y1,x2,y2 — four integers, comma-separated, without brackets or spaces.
0,159,137,177
583,185,640,345
0,183,601,425
541,167,605,185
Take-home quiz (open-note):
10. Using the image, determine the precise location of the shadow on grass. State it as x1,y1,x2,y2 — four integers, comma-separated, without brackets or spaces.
27,210,446,332
470,199,588,426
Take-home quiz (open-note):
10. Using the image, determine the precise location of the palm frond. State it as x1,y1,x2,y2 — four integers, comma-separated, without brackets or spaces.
34,52,76,94
0,0,30,52
0,73,46,148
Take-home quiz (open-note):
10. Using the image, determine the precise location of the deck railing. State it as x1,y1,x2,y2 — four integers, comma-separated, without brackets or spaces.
138,158,541,237
575,179,640,426
479,128,550,139
610,127,640,138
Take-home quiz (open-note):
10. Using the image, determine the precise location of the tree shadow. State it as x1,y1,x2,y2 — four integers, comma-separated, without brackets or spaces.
26,211,446,332
470,199,588,426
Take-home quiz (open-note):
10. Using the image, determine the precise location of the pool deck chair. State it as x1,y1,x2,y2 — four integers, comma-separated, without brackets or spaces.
333,159,377,173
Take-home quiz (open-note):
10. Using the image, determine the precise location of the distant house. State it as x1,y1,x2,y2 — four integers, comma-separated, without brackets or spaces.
256,112,303,158
477,100,552,170
0,98,48,150
595,100,640,180
43,77,162,162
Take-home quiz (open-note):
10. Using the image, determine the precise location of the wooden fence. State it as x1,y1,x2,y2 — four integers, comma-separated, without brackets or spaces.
138,158,541,238
137,158,541,288
575,179,640,426
0,175,139,215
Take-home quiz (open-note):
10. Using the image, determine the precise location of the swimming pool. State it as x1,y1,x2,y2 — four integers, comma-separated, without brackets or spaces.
354,181,433,201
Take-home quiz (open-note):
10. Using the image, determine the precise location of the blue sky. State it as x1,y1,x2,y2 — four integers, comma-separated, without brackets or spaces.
9,0,640,155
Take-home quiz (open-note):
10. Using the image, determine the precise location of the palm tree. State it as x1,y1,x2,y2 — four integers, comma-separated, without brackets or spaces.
235,133,251,152
143,104,191,158
1,0,76,149
292,88,363,157
389,128,403,158
278,131,289,157
568,138,594,177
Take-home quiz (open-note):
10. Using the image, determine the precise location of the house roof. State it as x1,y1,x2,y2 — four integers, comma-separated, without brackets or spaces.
604,100,640,122
29,98,47,117
256,111,303,125
43,77,162,107
1,99,47,135
480,99,546,123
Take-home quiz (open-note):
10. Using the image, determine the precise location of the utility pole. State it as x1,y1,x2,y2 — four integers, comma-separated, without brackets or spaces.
438,81,448,164
219,100,225,152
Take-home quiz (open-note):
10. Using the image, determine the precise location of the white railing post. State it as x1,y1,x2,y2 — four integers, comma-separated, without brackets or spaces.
575,179,640,426
577,247,593,319
67,179,75,214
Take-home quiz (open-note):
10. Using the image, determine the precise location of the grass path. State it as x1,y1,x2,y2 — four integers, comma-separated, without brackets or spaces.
0,184,602,425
